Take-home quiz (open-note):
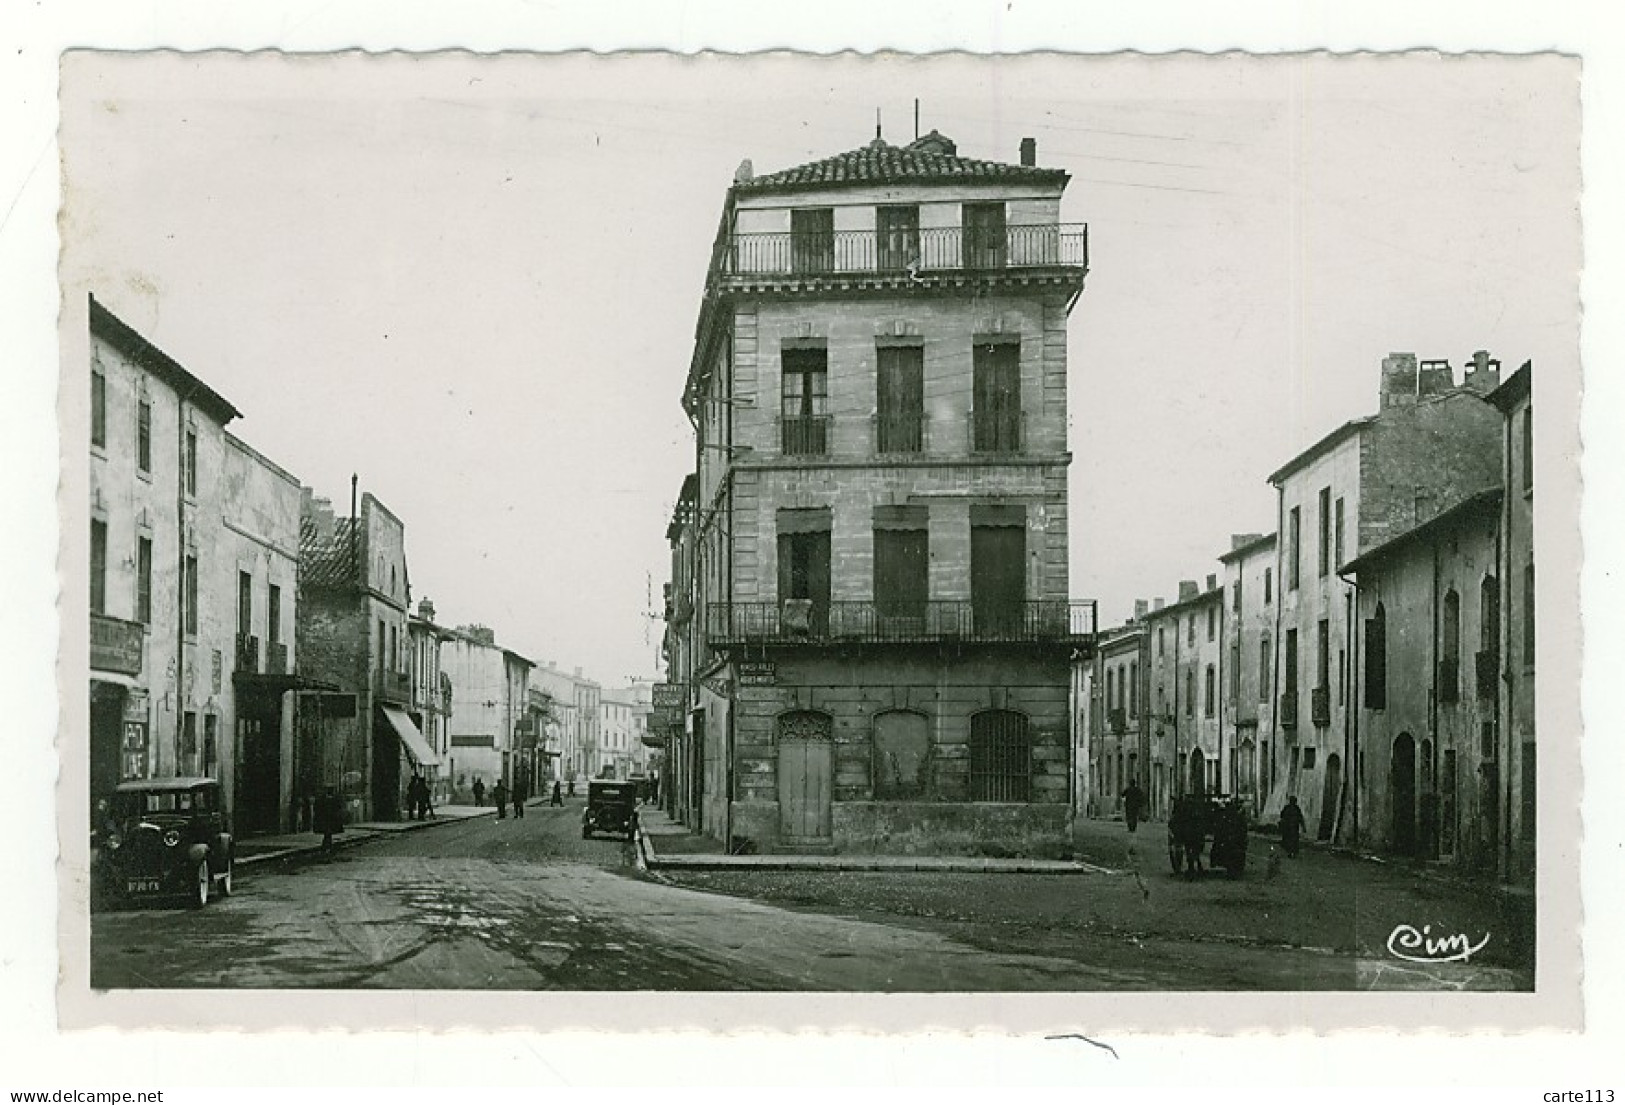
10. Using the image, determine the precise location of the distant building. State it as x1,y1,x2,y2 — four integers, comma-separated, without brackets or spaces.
296,485,431,822
1089,618,1148,818
1144,579,1226,814
1346,489,1503,869
1263,351,1502,842
666,129,1096,854
407,597,455,802
1218,532,1276,816
439,625,533,797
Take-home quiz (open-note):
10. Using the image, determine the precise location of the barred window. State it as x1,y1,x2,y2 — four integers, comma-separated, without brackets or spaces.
968,709,1030,802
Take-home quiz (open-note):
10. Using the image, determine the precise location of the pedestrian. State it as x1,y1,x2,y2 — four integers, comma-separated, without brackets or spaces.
1120,779,1147,833
314,786,344,853
406,773,427,821
550,780,563,807
511,777,527,819
567,778,576,798
649,774,659,805
492,778,509,819
1279,795,1307,859
472,778,486,808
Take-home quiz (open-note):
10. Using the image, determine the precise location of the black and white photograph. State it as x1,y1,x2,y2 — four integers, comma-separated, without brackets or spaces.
56,50,1582,1011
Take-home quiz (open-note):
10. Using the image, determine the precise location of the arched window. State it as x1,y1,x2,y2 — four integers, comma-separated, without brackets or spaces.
873,710,929,799
969,709,1031,802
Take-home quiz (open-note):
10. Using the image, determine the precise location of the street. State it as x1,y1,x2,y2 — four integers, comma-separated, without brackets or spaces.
90,801,1531,992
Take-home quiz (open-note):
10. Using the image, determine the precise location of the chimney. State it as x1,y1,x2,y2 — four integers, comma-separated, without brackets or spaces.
1463,349,1502,396
1019,137,1036,166
733,159,754,184
1133,599,1149,621
1417,359,1454,398
574,666,582,678
417,597,436,623
1178,580,1199,602
1153,597,1165,611
1205,573,1217,593
1380,352,1419,410
1230,532,1263,551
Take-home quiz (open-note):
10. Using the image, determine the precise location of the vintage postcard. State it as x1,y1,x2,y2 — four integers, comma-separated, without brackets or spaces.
55,50,1583,1033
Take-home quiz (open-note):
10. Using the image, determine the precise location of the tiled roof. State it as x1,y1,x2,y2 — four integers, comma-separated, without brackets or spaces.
735,133,1067,194
298,518,357,589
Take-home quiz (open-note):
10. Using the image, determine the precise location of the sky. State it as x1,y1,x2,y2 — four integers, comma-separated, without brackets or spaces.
58,51,1580,683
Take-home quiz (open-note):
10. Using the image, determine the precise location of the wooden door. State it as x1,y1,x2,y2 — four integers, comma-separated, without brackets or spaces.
778,739,832,840
1391,732,1417,855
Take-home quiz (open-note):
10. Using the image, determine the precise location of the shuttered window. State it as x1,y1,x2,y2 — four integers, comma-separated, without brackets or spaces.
876,345,924,453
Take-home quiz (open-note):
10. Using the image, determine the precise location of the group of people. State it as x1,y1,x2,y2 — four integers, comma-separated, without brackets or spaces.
405,773,435,821
469,775,567,819
1117,779,1308,865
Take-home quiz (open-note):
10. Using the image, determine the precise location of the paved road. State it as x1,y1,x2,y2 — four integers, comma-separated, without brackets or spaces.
90,803,1530,991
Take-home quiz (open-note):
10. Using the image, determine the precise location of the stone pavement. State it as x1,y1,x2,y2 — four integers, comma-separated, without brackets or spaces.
635,806,1118,874
233,802,503,868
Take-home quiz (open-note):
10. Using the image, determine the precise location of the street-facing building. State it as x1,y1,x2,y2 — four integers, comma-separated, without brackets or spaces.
668,129,1096,854
1219,532,1277,816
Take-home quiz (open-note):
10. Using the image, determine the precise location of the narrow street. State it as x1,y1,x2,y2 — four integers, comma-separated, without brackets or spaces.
91,802,1531,991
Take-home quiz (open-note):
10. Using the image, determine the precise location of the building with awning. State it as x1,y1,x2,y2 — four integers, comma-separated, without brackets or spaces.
379,703,439,768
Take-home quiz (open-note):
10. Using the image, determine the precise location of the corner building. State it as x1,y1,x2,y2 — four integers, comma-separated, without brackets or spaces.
677,130,1094,854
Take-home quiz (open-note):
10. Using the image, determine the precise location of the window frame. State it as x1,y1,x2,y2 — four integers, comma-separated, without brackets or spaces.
91,368,107,449
90,519,107,616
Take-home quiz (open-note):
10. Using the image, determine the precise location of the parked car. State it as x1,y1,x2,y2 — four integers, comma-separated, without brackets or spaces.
95,777,235,908
581,779,639,841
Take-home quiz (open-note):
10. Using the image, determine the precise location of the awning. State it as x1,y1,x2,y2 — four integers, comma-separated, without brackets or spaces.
379,704,440,767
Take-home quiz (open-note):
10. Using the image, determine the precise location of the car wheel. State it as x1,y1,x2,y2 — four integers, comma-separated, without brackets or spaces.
218,853,233,896
581,827,592,839
193,860,210,908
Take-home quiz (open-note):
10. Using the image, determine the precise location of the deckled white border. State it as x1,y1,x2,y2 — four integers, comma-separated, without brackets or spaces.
6,1,1622,1086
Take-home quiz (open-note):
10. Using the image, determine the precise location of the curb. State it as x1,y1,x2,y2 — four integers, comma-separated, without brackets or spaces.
638,825,1116,875
235,806,501,869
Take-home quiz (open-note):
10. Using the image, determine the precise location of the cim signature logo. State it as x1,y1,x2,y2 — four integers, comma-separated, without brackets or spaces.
1386,923,1491,964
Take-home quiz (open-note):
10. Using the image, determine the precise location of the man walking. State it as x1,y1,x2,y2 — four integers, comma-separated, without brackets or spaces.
492,778,509,820
1120,779,1147,833
1279,794,1307,859
314,786,344,853
550,780,563,807
511,776,527,819
472,778,486,808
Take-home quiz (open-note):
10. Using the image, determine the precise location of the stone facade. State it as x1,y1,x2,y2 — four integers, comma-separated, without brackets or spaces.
1219,533,1277,815
88,296,244,824
1144,581,1227,816
1090,622,1148,818
439,627,533,797
667,132,1092,854
1489,362,1535,884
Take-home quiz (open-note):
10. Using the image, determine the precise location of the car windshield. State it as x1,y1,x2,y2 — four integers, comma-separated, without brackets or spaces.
114,789,213,816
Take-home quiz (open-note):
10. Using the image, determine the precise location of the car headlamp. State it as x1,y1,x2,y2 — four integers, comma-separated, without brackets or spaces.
163,830,181,848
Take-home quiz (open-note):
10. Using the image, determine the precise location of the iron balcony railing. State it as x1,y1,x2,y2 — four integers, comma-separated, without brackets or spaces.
234,634,260,674
778,414,831,456
968,408,1024,454
707,599,1097,645
1279,690,1299,729
1108,707,1127,735
873,411,926,454
722,223,1090,279
377,668,411,703
265,640,289,676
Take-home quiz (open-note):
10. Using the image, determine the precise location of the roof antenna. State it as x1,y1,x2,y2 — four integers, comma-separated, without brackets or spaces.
914,98,920,140
875,107,882,141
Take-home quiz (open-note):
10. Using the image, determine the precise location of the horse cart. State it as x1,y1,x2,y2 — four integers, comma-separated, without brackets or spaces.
1167,795,1250,878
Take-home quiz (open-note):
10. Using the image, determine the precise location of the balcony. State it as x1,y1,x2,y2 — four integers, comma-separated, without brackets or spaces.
1279,690,1299,729
1437,657,1460,705
722,223,1089,280
968,409,1024,454
1108,707,1127,735
1311,685,1331,727
234,634,260,674
873,412,925,455
708,599,1097,646
1475,648,1499,700
265,640,288,676
779,415,831,456
377,668,411,704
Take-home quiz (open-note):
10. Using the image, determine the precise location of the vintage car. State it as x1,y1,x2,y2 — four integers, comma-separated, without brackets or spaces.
581,779,639,841
96,777,235,907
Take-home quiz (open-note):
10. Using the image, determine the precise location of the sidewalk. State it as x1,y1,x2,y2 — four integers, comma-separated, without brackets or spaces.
233,802,502,868
635,806,1117,875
